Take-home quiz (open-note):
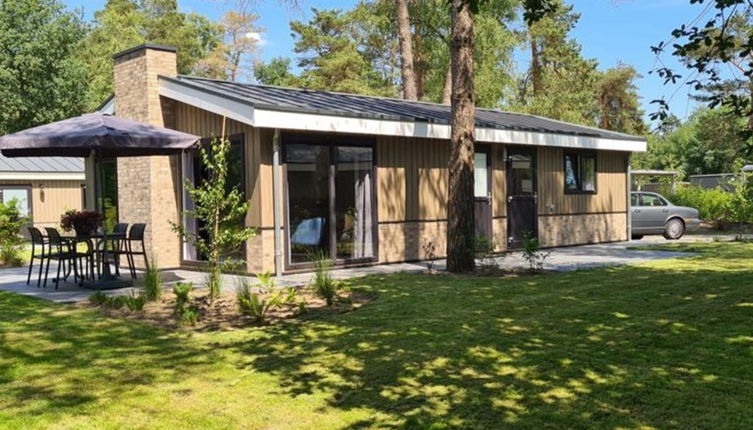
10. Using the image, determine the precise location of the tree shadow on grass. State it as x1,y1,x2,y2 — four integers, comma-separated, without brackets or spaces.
226,247,753,429
0,293,217,421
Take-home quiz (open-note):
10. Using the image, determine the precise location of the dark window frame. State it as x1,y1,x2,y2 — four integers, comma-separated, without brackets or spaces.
282,132,379,270
563,151,598,195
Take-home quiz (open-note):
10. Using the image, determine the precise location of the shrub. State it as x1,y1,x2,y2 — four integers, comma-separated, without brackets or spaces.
0,199,27,267
521,232,549,273
60,209,103,235
89,291,108,305
142,258,162,301
309,251,339,306
668,185,732,222
422,241,438,273
474,234,501,275
180,306,200,326
124,292,146,312
173,282,193,314
237,273,304,324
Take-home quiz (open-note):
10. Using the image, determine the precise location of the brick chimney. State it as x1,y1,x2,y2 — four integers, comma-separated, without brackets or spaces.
112,44,181,269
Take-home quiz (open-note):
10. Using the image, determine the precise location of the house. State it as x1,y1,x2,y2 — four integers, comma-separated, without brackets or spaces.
98,44,647,273
0,154,85,228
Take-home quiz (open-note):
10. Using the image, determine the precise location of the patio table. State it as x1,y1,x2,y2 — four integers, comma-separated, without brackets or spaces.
64,231,130,289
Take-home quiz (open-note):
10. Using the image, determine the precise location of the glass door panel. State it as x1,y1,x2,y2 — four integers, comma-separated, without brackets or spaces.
286,143,331,263
335,146,375,260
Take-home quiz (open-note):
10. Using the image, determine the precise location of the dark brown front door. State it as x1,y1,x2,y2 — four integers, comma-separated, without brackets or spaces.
474,146,492,240
507,147,537,248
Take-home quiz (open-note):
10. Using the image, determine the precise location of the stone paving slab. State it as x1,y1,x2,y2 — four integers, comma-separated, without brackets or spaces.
0,238,701,303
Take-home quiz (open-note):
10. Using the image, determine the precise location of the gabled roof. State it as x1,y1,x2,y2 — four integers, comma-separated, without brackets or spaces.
0,154,84,181
155,75,647,152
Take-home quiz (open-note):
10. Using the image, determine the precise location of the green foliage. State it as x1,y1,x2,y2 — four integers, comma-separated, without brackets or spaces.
142,259,162,302
669,173,753,225
78,0,226,110
309,251,340,307
668,186,733,223
521,231,549,273
0,199,28,267
0,0,88,135
253,57,296,86
515,0,646,133
88,291,108,306
473,234,501,274
172,132,256,304
173,282,199,325
633,108,750,177
237,273,303,324
179,306,200,326
89,290,147,312
289,8,388,95
173,282,193,314
124,292,146,312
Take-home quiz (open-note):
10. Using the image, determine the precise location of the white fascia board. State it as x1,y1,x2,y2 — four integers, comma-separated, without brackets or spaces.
159,79,646,152
253,108,647,152
159,78,254,127
0,172,85,181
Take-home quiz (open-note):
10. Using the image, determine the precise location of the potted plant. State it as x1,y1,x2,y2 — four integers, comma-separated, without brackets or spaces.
60,210,103,236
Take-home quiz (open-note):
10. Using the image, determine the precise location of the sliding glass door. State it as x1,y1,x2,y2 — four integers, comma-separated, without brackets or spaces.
285,135,376,266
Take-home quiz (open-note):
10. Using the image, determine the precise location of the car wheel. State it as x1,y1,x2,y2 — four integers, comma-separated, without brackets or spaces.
631,234,644,240
663,218,685,240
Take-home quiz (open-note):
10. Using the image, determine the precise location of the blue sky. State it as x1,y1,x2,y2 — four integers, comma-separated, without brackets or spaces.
64,0,704,121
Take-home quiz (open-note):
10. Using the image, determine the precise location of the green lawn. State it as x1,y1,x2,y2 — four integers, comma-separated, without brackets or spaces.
1,243,753,429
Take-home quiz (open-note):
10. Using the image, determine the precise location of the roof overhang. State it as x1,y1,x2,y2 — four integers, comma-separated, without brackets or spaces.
159,77,647,152
0,171,85,181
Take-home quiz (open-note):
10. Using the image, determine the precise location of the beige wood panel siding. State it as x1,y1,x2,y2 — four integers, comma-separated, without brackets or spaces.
377,136,449,222
538,213,628,247
173,102,263,228
491,144,506,218
1,180,84,227
538,147,628,216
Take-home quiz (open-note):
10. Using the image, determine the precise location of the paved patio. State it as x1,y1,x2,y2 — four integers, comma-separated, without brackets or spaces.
0,237,709,303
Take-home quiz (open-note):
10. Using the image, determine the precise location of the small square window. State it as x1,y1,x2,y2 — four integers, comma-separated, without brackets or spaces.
564,153,597,193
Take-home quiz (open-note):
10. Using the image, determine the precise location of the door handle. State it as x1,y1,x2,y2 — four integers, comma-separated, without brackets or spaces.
633,209,641,213
662,209,669,213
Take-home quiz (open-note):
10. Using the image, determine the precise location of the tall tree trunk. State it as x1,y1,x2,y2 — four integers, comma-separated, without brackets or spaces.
446,0,475,273
442,61,452,104
411,0,424,99
530,38,542,97
396,0,417,100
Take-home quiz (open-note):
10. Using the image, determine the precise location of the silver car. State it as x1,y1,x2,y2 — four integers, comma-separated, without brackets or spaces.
631,191,701,240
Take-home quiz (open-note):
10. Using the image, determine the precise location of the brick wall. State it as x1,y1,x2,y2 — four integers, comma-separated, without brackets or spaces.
113,46,182,268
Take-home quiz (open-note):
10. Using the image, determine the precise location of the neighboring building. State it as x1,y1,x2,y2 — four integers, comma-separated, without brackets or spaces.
0,154,85,228
101,44,647,273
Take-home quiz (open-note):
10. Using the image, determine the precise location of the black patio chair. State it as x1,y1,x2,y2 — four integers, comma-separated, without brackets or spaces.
109,223,129,276
43,228,76,289
118,223,148,279
27,227,49,287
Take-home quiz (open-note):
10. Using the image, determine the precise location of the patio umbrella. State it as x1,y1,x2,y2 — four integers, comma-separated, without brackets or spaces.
0,112,200,158
0,113,201,289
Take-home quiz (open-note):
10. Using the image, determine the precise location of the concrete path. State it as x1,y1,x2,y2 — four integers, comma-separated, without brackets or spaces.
0,237,703,303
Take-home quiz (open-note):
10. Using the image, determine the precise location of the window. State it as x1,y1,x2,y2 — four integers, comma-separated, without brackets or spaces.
639,193,666,207
564,152,597,193
474,152,488,198
0,186,31,216
284,134,376,266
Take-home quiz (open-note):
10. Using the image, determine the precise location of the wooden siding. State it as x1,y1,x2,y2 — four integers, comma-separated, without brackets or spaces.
376,136,454,222
173,102,265,228
537,147,628,216
1,180,83,226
